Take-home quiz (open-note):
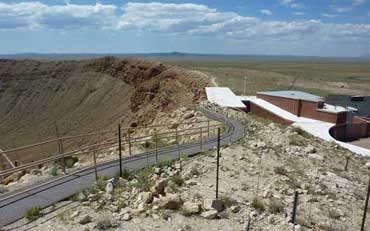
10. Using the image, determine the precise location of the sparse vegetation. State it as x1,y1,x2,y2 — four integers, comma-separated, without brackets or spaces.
274,166,288,176
268,198,284,214
25,206,42,221
251,197,265,211
171,175,184,186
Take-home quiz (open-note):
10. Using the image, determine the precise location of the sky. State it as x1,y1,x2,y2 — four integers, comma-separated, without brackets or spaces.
0,0,370,57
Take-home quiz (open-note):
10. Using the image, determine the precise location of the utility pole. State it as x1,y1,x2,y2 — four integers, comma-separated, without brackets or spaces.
243,76,247,96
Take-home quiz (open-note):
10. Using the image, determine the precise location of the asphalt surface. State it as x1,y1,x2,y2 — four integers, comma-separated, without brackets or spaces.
0,107,245,228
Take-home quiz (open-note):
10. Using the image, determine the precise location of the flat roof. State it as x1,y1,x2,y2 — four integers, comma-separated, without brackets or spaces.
258,90,324,102
206,87,246,108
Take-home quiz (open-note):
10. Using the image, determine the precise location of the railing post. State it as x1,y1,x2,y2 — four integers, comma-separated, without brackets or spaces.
200,127,203,150
345,156,350,171
207,120,210,138
155,132,158,163
216,128,220,199
361,178,370,231
118,124,122,177
128,129,132,156
57,138,65,174
290,191,299,225
93,150,98,181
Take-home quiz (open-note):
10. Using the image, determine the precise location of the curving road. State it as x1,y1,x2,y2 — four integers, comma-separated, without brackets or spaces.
0,107,245,228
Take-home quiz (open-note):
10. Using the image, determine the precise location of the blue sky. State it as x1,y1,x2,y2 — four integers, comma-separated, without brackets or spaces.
0,0,369,57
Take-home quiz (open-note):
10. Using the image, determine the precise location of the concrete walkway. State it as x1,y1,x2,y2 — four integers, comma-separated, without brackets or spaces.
0,107,245,228
243,96,370,156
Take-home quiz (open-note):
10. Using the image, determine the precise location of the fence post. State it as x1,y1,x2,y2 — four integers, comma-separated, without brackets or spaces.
38,132,45,158
118,124,122,177
128,129,132,156
200,127,203,150
93,150,98,181
361,178,370,231
290,191,299,225
155,132,158,163
54,121,65,174
207,120,210,138
216,128,220,199
345,156,350,171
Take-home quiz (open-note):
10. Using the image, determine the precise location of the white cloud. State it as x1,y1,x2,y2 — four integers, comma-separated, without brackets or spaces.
353,0,368,5
279,0,305,9
0,1,369,46
293,12,305,16
321,13,338,18
261,9,272,16
335,7,353,13
0,2,117,30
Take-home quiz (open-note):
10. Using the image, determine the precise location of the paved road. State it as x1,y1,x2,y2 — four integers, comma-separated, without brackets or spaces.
0,107,245,228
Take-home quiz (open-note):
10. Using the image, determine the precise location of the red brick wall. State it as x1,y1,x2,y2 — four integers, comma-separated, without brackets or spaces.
257,93,347,124
249,102,293,126
257,94,300,115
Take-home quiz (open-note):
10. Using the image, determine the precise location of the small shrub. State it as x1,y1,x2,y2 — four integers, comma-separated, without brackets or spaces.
131,168,154,191
156,160,173,169
292,127,310,138
274,166,288,176
121,169,130,180
288,136,306,146
171,175,184,186
65,156,79,168
220,196,236,208
96,175,109,190
0,185,8,194
268,198,284,214
25,206,42,221
49,164,58,176
251,197,265,211
327,208,342,220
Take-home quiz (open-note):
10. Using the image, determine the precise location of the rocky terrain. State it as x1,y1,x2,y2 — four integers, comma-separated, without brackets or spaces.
0,57,207,169
5,107,370,231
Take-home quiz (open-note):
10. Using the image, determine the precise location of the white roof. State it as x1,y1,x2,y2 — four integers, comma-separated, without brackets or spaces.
258,90,323,102
244,95,370,156
206,87,246,108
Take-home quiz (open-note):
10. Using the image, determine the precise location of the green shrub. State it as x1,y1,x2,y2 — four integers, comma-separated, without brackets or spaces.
49,164,58,176
251,197,265,211
65,156,79,168
131,168,154,192
288,136,306,146
156,160,173,169
291,127,310,138
0,185,8,194
25,206,42,221
220,196,236,208
268,198,284,214
274,166,288,176
171,175,184,186
121,169,131,180
96,175,109,190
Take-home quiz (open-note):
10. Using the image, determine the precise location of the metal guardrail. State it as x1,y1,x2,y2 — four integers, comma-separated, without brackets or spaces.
0,120,222,178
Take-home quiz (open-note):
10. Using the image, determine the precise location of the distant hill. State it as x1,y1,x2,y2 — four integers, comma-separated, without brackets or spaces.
1,52,367,61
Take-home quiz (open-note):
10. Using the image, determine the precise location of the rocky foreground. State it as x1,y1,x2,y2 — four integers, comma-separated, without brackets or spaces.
4,108,370,231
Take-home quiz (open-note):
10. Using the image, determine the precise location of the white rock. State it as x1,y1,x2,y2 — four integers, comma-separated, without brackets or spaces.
70,211,80,219
201,209,218,219
122,213,131,221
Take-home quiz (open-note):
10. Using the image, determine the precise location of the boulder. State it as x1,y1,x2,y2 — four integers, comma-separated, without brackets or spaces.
230,205,241,213
200,209,218,219
78,215,92,225
151,178,168,195
157,193,182,210
122,213,132,221
182,202,201,214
